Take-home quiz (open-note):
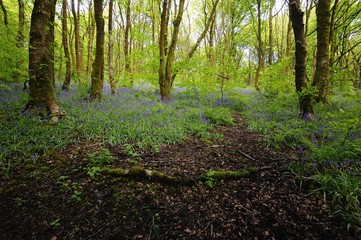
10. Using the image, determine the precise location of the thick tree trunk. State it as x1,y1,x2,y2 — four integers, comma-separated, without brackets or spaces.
289,0,315,119
0,0,8,25
27,0,61,123
108,0,116,94
62,0,72,90
313,0,331,103
90,0,105,100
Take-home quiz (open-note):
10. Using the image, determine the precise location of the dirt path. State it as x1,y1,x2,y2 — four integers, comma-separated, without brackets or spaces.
0,113,354,239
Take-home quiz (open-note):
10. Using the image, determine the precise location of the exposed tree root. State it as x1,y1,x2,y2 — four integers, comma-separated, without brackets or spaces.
100,166,259,185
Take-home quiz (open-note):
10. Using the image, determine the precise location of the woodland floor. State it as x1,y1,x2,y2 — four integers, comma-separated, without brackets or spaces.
0,112,356,240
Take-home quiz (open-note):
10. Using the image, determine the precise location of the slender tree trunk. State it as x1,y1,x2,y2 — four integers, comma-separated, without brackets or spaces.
124,0,132,86
313,0,331,103
289,0,314,119
159,0,185,101
171,0,219,82
71,0,81,73
268,0,274,64
62,0,72,90
86,1,95,75
16,0,25,47
108,0,116,94
27,0,61,123
90,0,105,100
329,0,339,67
0,0,8,25
254,0,262,91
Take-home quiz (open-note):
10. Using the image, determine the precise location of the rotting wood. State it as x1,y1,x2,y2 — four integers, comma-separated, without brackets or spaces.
100,166,259,185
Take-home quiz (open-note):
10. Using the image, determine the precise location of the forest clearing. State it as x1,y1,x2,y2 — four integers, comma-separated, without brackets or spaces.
1,0,361,239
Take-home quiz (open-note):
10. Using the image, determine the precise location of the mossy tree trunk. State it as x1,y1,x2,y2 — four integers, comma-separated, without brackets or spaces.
124,0,132,86
289,0,315,119
0,0,8,25
71,0,83,73
86,1,95,75
62,0,72,91
254,0,263,91
313,0,331,103
27,0,60,122
16,0,24,47
108,0,116,94
158,0,171,101
90,0,105,100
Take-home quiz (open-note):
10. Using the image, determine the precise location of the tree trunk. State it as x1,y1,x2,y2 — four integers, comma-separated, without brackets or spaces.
62,0,72,90
27,0,61,123
254,0,262,91
90,0,105,100
108,0,116,94
289,0,314,119
158,0,170,101
165,0,185,88
328,0,339,68
268,0,274,64
86,1,95,75
171,0,219,83
124,0,132,86
313,0,331,103
71,0,82,73
16,0,25,47
0,0,8,25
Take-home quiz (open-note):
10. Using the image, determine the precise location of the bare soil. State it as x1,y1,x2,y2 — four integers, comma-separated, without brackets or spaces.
0,113,355,239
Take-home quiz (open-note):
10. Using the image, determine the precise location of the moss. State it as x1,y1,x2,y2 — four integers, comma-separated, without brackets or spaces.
151,170,177,183
100,167,259,185
128,166,146,175
100,167,125,176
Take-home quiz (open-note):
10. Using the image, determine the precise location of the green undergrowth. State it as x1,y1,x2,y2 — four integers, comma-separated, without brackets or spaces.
242,89,361,233
0,83,237,172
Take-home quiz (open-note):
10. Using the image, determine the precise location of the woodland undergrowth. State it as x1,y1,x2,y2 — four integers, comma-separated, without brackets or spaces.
0,82,360,231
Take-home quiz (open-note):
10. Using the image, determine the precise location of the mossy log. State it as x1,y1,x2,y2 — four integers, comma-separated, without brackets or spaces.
100,166,259,185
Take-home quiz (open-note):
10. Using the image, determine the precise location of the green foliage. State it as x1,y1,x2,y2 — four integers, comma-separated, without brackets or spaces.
205,170,216,188
86,148,113,166
242,89,361,230
0,83,242,172
203,107,234,126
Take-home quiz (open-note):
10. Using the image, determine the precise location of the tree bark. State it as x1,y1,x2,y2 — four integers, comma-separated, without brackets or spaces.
27,0,61,123
86,1,95,75
158,0,185,101
71,0,82,73
268,0,274,64
313,0,331,103
289,0,315,119
61,0,72,90
0,0,8,25
16,0,25,47
124,0,132,86
158,0,171,101
254,0,262,91
108,0,116,94
171,0,219,83
90,0,105,100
